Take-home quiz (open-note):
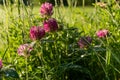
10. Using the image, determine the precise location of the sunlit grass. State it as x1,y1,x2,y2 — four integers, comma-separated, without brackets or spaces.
1,2,120,79
0,6,95,54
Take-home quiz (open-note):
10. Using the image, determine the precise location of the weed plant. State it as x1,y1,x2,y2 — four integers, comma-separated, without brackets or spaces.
0,0,120,80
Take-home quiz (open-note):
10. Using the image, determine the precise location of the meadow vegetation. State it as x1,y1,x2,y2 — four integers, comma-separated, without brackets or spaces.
0,0,120,80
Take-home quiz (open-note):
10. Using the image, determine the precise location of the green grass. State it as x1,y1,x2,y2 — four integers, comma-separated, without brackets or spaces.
32,6,95,28
0,6,94,53
0,2,120,79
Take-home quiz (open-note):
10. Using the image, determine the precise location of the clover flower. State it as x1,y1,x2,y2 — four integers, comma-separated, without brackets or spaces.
78,36,92,48
96,29,108,38
30,26,45,41
43,18,58,32
17,44,33,57
40,2,53,17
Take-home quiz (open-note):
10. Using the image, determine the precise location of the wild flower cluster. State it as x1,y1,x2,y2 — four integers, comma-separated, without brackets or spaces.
78,29,109,48
16,2,109,58
17,2,58,57
0,3,110,78
14,3,107,68
0,0,120,79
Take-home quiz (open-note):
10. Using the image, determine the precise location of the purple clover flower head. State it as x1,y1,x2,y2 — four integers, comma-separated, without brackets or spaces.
96,29,108,38
40,2,53,17
30,26,45,41
17,44,33,57
0,60,2,69
78,36,92,48
43,18,58,32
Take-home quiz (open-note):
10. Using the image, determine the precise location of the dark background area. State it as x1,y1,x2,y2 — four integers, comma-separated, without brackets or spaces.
0,0,101,6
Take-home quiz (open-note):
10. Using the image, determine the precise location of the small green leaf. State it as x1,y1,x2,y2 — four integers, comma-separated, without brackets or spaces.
4,68,19,78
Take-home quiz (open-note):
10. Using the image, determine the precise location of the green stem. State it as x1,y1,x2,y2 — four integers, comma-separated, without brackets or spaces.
53,33,60,65
82,0,85,8
106,48,111,66
2,47,9,60
106,37,111,66
26,57,28,80
38,41,48,80
94,51,110,80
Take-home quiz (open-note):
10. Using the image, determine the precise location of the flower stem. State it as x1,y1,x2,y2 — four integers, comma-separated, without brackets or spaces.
26,57,28,80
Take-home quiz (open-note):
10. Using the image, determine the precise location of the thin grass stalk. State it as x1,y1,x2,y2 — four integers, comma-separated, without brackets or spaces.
112,53,120,65
97,53,120,77
53,33,60,65
66,0,73,27
27,0,33,27
74,0,78,7
17,0,25,44
95,0,98,3
106,36,111,66
21,0,26,43
106,49,111,66
3,0,11,62
2,46,9,60
113,71,117,80
54,1,64,23
67,0,71,7
54,0,58,19
60,0,64,7
105,37,111,80
17,0,21,19
39,41,48,80
25,57,28,80
18,0,32,43
82,0,85,8
93,50,110,80
105,49,111,80
54,0,58,7
65,29,69,56
21,0,32,43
